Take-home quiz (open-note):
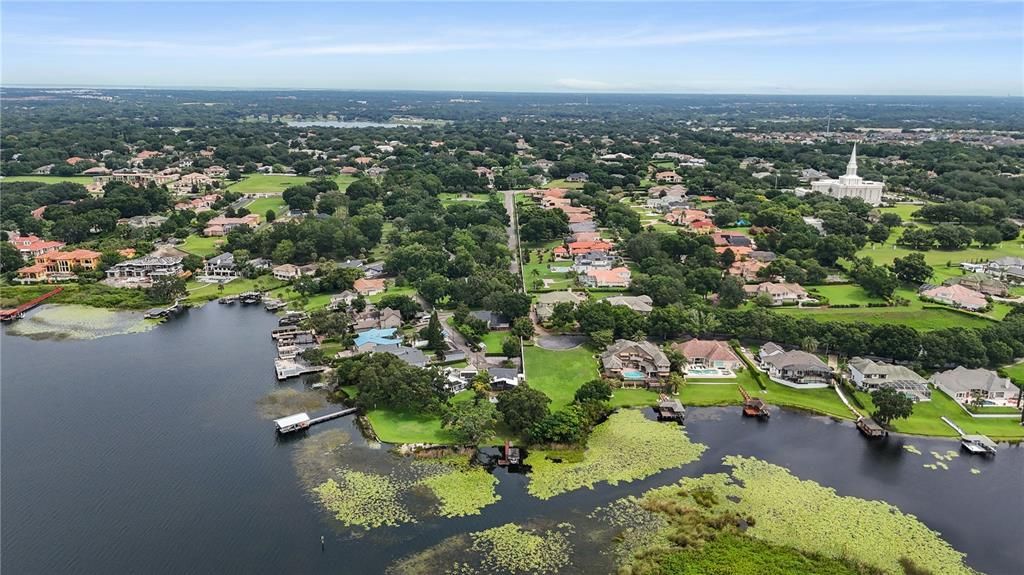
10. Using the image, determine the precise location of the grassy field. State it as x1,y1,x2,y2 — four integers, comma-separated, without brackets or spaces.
439,192,492,205
245,196,287,216
523,261,576,292
523,345,599,410
365,409,456,444
480,330,509,355
1003,361,1024,385
1,175,96,186
368,284,417,304
184,276,286,304
857,226,1024,269
226,174,313,194
544,178,585,190
332,174,357,191
777,285,1003,330
877,203,926,222
178,234,223,257
608,388,661,407
854,388,1024,440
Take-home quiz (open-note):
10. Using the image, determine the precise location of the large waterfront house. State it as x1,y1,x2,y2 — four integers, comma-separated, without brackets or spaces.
847,357,931,402
202,252,238,280
353,328,403,352
16,249,102,283
758,343,832,387
105,256,184,282
600,339,671,387
931,367,1021,408
273,263,318,281
672,339,742,372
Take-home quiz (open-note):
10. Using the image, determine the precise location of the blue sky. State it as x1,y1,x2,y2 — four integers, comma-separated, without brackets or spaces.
2,2,1022,96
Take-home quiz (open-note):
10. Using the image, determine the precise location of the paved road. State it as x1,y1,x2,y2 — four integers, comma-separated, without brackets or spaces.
502,189,521,279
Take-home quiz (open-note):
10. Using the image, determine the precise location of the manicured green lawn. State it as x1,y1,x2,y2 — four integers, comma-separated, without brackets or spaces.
877,203,926,222
1003,361,1024,385
439,192,492,205
523,345,599,410
856,227,1024,269
178,234,223,257
226,174,312,194
480,330,509,355
184,275,286,304
366,409,456,444
544,178,584,189
679,381,744,406
333,174,357,191
368,284,417,304
523,261,575,292
608,388,661,407
855,388,1024,440
1,175,96,186
245,196,287,216
752,379,854,420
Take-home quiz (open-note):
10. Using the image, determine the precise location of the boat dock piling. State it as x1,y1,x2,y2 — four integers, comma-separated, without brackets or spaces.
274,407,358,434
0,287,64,322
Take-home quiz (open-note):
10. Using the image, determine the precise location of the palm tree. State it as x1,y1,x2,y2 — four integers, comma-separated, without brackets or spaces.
801,336,819,354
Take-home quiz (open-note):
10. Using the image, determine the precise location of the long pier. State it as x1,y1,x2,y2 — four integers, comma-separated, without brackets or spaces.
274,407,358,434
0,287,64,321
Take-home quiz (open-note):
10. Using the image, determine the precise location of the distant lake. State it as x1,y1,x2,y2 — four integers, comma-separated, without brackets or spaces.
1,304,1020,574
286,120,418,129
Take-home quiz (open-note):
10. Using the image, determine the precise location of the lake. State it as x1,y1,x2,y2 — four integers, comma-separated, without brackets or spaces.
2,304,1020,574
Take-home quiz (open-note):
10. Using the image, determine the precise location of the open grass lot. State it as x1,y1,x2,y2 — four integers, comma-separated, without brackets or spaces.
245,196,287,216
523,261,575,292
679,380,744,406
856,226,1024,269
184,275,286,304
226,174,312,194
368,284,417,304
608,388,661,407
1,175,96,186
178,234,223,257
544,178,585,190
366,409,456,444
877,203,927,222
854,388,1024,440
439,192,492,205
332,174,357,190
523,344,599,410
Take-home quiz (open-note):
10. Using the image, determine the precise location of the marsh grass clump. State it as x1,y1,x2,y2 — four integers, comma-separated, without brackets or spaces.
256,388,328,419
527,409,706,500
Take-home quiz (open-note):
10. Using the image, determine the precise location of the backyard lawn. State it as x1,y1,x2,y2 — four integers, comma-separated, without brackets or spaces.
608,388,661,407
184,275,286,304
854,388,1024,440
523,345,599,410
178,234,223,257
480,330,509,355
544,178,584,190
245,196,288,216
1003,361,1024,385
226,174,312,194
366,409,456,444
368,284,417,304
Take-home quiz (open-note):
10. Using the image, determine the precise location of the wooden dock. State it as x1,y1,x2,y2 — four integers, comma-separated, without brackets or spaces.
144,297,188,319
274,407,358,434
0,287,63,322
739,385,770,418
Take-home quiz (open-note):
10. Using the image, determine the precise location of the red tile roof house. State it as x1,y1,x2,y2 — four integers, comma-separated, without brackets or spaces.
688,219,719,234
8,235,65,260
203,214,260,237
918,284,988,311
671,339,743,372
353,278,387,296
581,267,631,288
567,212,593,225
728,259,767,282
655,171,684,183
553,240,613,258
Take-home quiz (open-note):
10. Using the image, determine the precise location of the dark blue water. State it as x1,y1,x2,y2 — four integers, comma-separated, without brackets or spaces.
2,304,1021,574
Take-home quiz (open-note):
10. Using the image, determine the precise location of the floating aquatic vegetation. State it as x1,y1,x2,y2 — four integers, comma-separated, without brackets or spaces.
256,388,328,419
641,456,977,575
7,304,155,340
970,468,981,475
386,534,473,575
469,523,573,574
292,429,352,491
936,461,949,470
527,409,706,500
314,470,414,529
415,457,500,518
923,463,938,470
589,496,669,566
902,444,922,455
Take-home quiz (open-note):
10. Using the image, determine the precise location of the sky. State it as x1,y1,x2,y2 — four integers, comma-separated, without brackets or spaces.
2,1,1022,96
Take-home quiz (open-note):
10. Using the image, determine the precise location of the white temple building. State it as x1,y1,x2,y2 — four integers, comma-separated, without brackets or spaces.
810,144,884,206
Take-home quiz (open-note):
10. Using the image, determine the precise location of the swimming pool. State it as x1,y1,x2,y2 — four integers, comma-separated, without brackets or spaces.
688,368,721,375
622,370,646,380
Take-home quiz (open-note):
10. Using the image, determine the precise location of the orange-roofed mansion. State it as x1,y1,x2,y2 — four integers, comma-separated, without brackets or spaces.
16,249,102,283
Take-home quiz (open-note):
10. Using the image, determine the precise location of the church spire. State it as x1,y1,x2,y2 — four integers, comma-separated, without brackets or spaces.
846,143,858,177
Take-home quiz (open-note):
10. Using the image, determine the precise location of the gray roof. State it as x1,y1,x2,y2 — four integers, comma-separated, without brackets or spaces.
602,339,670,370
489,367,520,382
536,291,585,305
931,367,1015,394
375,345,428,367
112,255,182,268
760,342,784,356
207,252,235,266
848,357,925,383
470,310,510,327
602,295,654,313
763,349,830,372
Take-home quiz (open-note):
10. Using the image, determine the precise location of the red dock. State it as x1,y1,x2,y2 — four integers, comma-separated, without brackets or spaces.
0,287,64,322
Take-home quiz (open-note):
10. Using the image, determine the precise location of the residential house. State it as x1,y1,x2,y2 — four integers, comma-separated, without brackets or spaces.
981,257,1024,285
743,282,810,306
565,172,589,183
376,307,404,329
16,249,102,283
362,262,387,278
748,250,778,263
376,344,429,368
688,220,718,235
204,165,229,178
203,252,238,279
569,221,598,234
328,290,358,310
600,339,671,386
728,259,767,282
272,263,318,281
647,184,689,198
919,284,988,311
353,328,402,352
656,171,683,183
932,367,1021,408
489,367,523,390
353,277,386,296
204,214,260,237
646,196,690,214
671,339,742,372
602,294,654,313
712,233,755,249
759,343,833,386
105,256,183,281
8,235,65,260
118,215,168,229
553,240,612,259
171,173,216,194
582,267,631,288
570,231,603,243
847,357,931,402
535,291,586,322
943,274,1009,297
470,310,511,330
